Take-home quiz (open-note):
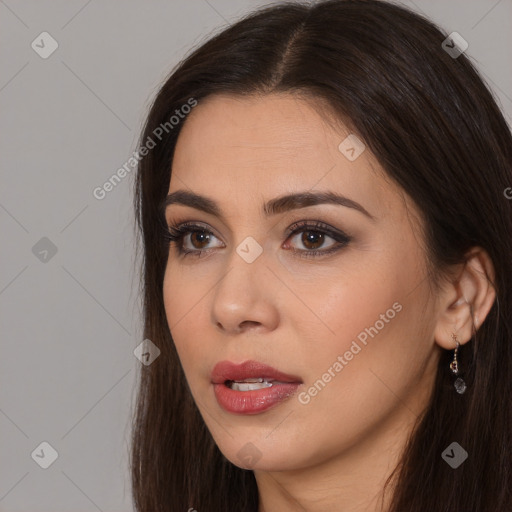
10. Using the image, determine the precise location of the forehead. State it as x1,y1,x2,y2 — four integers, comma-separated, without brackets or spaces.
173,93,347,170
169,93,406,222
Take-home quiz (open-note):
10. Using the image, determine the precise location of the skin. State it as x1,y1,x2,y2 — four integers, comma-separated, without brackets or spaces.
162,93,496,512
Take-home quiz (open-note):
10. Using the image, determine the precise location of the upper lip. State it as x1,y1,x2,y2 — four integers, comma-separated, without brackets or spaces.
211,360,302,384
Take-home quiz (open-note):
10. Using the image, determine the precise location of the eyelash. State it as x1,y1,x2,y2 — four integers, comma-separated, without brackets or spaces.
164,220,352,259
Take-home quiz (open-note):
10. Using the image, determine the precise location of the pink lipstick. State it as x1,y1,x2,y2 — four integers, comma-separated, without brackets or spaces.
211,360,302,414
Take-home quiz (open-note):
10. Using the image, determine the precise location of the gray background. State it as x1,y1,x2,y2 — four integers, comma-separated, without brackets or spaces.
1,1,511,510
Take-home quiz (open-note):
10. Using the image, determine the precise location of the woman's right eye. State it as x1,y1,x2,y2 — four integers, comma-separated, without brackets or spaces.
165,223,224,257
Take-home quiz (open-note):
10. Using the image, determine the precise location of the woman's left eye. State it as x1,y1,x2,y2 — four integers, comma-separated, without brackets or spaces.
283,221,351,257
287,230,336,251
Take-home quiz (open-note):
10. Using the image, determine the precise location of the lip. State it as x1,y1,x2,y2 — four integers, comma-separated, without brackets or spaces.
211,360,302,415
211,360,302,384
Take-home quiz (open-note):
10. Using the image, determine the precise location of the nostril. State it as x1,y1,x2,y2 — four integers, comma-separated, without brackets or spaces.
239,320,260,329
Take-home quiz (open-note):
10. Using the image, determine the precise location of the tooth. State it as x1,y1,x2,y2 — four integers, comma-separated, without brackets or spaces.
231,381,273,391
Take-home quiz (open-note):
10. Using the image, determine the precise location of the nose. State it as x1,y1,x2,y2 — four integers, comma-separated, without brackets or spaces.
211,253,279,335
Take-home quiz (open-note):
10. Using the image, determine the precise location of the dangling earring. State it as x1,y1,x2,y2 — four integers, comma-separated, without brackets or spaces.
449,333,466,394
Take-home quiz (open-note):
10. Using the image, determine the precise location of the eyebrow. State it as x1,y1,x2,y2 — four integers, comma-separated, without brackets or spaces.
161,189,376,221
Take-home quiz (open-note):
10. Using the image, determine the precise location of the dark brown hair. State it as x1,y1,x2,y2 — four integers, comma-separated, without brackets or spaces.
131,1,512,510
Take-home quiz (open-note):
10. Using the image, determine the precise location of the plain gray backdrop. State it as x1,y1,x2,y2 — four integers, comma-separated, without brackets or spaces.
1,1,511,510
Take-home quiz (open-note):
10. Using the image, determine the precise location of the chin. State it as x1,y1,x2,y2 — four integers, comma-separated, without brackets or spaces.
213,434,312,472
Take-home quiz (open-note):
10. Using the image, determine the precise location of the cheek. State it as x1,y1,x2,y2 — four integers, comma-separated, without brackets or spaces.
286,249,428,392
280,254,404,354
162,263,203,362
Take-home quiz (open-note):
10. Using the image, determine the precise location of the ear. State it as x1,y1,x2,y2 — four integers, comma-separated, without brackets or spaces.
434,247,496,350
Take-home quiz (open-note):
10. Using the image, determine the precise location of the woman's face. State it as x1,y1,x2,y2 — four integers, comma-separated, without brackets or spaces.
163,93,442,472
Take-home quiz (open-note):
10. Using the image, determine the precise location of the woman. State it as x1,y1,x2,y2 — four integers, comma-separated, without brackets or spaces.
131,1,512,510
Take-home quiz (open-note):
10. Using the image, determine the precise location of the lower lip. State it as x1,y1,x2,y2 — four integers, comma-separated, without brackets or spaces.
213,382,301,414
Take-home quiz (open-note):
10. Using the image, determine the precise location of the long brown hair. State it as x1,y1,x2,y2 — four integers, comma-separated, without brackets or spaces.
131,1,512,510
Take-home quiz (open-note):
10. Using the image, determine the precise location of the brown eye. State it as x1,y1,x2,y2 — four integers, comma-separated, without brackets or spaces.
288,230,335,252
190,231,211,249
301,231,325,250
283,221,352,257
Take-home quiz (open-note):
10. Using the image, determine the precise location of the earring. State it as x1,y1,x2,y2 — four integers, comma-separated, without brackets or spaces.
449,333,466,394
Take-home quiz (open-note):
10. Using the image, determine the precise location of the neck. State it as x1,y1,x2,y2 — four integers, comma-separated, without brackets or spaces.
255,403,421,512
